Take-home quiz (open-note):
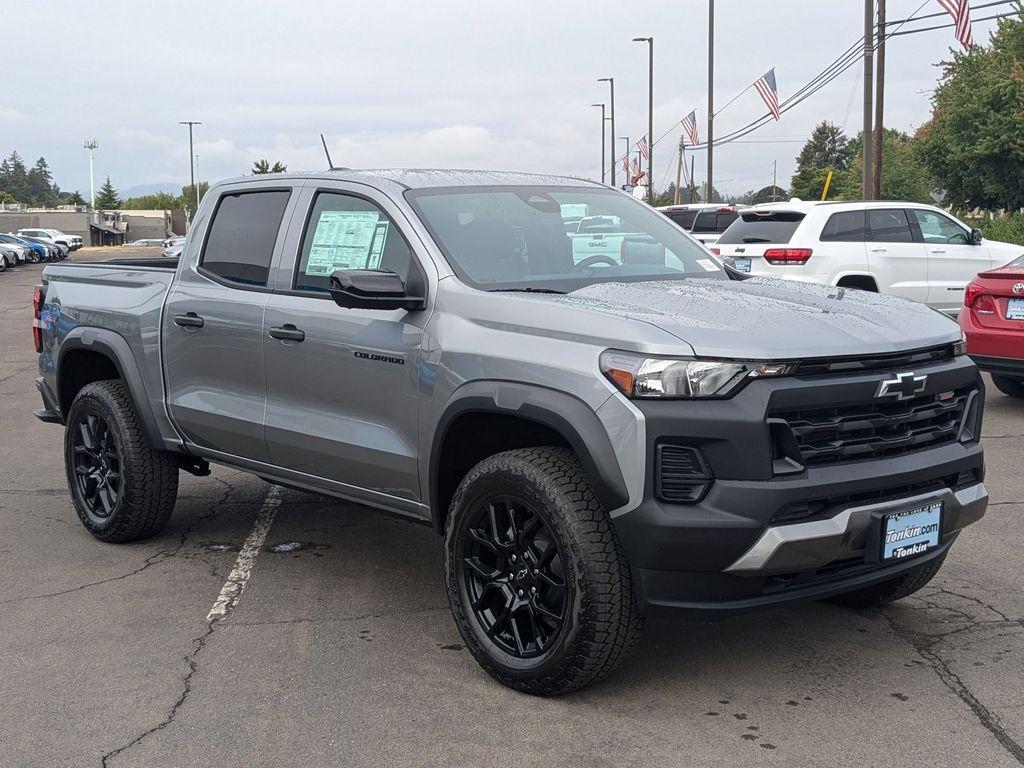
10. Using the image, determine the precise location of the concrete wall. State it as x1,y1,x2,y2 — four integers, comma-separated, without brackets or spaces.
0,210,184,242
0,212,90,240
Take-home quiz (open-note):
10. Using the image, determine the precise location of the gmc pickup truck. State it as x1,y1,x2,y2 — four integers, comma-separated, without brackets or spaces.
34,169,988,696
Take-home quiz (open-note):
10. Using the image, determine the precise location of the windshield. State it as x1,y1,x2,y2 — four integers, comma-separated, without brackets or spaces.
406,185,724,291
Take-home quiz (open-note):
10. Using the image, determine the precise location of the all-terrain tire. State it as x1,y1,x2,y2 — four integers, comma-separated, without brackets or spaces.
64,380,179,542
444,447,643,696
991,374,1024,398
829,555,945,609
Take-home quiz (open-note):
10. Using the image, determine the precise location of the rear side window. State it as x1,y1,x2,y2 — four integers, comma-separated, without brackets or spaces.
821,210,866,242
692,210,738,234
867,209,913,243
200,190,290,288
717,211,805,245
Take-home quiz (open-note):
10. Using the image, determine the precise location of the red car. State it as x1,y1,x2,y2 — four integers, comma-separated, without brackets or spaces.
959,254,1024,397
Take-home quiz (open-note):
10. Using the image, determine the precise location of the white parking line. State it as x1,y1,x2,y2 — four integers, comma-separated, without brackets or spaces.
206,486,282,622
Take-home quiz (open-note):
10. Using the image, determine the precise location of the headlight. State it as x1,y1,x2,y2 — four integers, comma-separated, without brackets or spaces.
600,350,792,399
953,331,967,357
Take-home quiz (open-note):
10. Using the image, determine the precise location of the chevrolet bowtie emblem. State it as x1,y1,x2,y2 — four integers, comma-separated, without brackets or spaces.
876,372,927,400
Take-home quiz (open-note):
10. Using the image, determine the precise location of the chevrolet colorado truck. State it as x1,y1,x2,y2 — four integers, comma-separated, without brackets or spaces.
33,170,988,696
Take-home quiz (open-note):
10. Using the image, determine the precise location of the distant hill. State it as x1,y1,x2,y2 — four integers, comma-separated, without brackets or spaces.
121,183,182,199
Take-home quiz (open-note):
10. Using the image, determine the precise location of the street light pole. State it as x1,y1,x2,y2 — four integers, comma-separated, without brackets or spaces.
83,139,98,209
862,0,874,200
591,103,607,182
178,120,203,213
598,77,616,187
707,0,715,204
633,37,654,203
619,136,630,186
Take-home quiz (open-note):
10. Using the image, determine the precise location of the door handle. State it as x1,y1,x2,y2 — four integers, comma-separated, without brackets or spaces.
930,248,947,254
268,324,305,342
869,247,886,253
173,312,204,329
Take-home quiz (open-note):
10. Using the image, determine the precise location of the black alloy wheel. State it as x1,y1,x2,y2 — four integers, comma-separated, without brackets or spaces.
70,412,122,523
461,496,567,658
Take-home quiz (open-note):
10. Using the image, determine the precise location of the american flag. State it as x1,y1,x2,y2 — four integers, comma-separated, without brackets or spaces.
621,153,630,173
630,157,641,179
754,68,781,121
938,0,974,50
680,110,699,145
636,136,650,161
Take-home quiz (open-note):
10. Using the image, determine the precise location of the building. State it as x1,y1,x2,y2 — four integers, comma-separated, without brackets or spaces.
0,208,186,245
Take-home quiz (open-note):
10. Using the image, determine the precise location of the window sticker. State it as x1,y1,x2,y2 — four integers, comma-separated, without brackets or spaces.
697,258,719,272
305,210,389,276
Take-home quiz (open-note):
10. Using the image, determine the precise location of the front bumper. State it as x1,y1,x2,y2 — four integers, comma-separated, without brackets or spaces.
609,353,987,615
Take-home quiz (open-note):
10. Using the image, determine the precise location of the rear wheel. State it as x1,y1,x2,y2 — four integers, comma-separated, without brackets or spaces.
64,380,179,542
444,447,642,696
0,256,6,272
829,556,945,609
991,374,1024,398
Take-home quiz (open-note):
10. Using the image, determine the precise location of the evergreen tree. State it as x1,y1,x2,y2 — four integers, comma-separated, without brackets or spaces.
26,157,57,206
252,158,288,174
0,151,29,202
796,122,850,171
65,191,86,206
94,176,121,209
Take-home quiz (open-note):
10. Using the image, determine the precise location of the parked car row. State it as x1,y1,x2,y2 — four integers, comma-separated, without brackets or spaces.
17,228,83,251
0,232,70,271
657,203,747,246
162,235,186,258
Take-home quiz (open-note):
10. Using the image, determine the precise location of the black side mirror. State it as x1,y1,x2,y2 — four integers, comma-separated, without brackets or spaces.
970,228,983,245
328,269,426,311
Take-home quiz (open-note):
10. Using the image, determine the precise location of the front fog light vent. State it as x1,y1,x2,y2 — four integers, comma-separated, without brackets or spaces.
656,444,713,503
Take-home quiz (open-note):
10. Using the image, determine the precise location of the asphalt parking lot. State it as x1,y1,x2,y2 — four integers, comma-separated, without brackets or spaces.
1,249,1022,768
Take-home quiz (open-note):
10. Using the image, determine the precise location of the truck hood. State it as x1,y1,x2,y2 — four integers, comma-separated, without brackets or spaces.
549,277,961,359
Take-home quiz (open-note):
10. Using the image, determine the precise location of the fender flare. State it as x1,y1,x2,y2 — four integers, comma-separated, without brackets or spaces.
57,327,164,449
428,381,629,532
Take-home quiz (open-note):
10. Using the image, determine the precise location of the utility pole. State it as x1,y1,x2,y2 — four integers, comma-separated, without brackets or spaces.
591,103,607,182
633,36,654,203
706,0,715,204
873,0,886,199
862,0,874,200
772,160,778,201
619,136,630,188
83,139,98,209
674,136,684,205
598,77,616,187
689,156,695,202
178,120,203,213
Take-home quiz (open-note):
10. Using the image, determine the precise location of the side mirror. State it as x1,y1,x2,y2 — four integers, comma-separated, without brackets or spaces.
328,269,426,311
970,228,983,245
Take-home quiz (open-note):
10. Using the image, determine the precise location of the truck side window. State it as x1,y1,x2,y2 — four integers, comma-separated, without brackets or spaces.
820,210,866,242
866,209,913,243
294,192,414,294
199,190,290,288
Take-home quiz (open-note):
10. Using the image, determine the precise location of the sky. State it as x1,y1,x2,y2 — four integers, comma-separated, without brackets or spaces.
2,0,1011,199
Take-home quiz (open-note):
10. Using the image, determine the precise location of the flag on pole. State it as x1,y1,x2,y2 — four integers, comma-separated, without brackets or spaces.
680,110,699,145
938,0,974,50
754,68,781,121
630,157,641,179
621,153,630,173
636,136,650,161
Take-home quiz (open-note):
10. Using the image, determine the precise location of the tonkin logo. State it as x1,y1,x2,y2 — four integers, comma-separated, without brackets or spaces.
876,372,927,401
1012,282,1024,294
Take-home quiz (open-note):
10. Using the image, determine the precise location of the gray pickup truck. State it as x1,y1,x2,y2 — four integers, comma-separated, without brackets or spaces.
33,170,988,696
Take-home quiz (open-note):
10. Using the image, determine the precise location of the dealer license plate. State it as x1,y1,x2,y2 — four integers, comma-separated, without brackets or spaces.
732,257,751,273
882,502,942,561
1007,298,1024,320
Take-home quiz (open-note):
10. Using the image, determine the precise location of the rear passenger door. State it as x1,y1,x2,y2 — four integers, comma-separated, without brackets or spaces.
910,208,992,312
261,184,431,511
865,208,929,303
818,209,869,280
163,184,296,462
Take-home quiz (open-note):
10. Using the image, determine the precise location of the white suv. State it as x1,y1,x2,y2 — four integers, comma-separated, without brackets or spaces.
17,228,83,251
714,200,1023,314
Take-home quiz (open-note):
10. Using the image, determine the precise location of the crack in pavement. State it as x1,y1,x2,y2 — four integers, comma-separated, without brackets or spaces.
1,477,240,606
224,604,449,628
876,587,1024,764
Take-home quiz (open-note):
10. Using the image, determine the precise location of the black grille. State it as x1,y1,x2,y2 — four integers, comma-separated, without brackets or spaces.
793,345,955,376
773,388,973,467
656,444,713,503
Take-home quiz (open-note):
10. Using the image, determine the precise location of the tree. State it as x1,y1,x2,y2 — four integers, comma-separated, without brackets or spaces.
65,191,86,206
0,151,29,202
796,121,850,171
26,157,57,206
917,11,1024,210
750,184,788,205
94,176,121,209
252,158,287,174
122,192,180,210
177,181,210,211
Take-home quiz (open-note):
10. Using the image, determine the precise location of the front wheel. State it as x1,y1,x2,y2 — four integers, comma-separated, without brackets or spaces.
64,380,179,542
444,447,643,696
991,374,1024,398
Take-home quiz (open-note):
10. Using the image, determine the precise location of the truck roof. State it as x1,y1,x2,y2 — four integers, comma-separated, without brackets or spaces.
215,168,603,191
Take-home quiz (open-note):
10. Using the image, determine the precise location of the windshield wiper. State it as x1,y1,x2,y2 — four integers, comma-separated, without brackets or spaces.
487,287,567,294
741,236,772,243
